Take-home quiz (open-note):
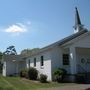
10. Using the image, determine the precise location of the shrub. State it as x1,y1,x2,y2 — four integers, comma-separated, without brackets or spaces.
39,74,47,83
0,63,3,73
28,67,38,80
20,68,28,78
53,68,67,82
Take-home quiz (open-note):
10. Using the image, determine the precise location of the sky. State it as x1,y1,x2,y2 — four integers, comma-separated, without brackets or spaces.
0,0,90,53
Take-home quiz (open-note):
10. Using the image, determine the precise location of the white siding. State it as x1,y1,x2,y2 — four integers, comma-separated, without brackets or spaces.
26,51,52,81
73,33,90,48
51,46,62,73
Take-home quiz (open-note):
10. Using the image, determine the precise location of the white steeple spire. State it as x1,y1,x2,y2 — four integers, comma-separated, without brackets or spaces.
74,7,84,33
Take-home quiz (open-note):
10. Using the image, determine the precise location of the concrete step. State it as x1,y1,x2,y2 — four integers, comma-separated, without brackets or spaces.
85,75,90,84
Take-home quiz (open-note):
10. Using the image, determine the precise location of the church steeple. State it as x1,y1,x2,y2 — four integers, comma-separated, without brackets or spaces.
74,7,83,33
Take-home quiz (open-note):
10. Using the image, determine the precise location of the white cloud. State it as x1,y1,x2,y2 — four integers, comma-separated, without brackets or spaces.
2,21,33,36
5,24,27,34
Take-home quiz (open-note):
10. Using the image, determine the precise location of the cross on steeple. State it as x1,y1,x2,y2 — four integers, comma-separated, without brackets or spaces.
74,7,84,33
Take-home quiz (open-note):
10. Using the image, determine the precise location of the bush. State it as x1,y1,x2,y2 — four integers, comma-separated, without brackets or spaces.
20,68,28,78
0,63,3,73
28,67,38,80
39,74,47,83
53,68,67,82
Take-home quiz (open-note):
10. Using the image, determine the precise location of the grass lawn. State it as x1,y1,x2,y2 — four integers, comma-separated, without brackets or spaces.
0,76,75,90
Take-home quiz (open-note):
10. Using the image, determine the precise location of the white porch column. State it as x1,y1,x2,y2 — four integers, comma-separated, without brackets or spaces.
26,59,29,68
2,61,6,76
16,62,19,74
69,46,77,81
70,46,77,74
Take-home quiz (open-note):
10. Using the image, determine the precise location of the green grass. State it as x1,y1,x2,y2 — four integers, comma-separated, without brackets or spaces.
0,76,74,90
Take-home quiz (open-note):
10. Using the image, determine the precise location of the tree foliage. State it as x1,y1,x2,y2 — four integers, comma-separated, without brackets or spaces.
0,52,3,73
53,68,67,82
21,48,40,56
3,46,17,55
0,52,2,60
28,67,38,80
39,74,47,83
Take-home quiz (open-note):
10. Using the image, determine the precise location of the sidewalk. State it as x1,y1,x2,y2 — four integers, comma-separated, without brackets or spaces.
39,84,90,90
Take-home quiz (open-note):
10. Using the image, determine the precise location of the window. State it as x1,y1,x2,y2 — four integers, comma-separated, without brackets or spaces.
34,58,36,67
28,59,30,68
63,54,69,65
41,56,44,66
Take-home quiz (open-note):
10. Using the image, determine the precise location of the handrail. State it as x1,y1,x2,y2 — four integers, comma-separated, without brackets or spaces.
77,64,88,79
77,64,87,73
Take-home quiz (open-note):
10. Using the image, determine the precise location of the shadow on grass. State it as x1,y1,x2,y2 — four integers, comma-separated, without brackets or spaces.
75,81,90,84
85,88,90,90
0,86,14,90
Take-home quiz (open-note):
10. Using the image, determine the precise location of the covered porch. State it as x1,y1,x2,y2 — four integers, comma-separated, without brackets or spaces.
62,47,90,82
62,47,90,73
2,55,26,76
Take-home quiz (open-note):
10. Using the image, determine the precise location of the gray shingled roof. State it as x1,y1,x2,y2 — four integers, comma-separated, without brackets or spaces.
42,29,88,49
59,29,87,45
28,29,88,57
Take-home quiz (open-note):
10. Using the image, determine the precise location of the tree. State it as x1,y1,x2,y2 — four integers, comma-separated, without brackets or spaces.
3,45,17,55
0,52,3,73
21,48,40,56
0,52,2,60
53,68,67,82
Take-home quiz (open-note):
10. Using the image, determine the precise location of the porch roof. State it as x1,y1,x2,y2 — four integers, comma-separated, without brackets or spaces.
2,55,26,62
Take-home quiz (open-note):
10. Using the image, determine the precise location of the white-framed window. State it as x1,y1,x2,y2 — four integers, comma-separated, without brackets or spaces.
40,56,44,66
34,58,36,67
28,59,30,68
63,54,69,65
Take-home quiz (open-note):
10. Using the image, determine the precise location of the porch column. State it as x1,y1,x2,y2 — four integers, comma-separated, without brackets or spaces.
70,46,77,74
69,46,77,81
16,62,19,74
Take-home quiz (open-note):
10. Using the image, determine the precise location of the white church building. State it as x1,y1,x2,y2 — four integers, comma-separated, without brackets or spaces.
2,8,90,82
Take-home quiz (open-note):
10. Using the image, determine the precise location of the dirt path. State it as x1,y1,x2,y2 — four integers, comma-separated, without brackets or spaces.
39,84,90,90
